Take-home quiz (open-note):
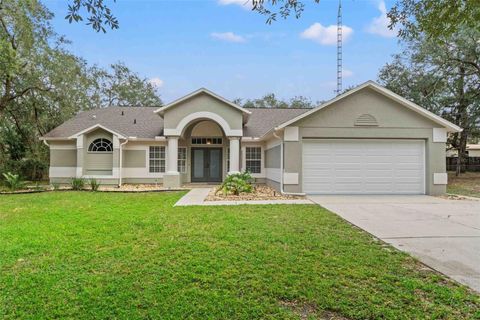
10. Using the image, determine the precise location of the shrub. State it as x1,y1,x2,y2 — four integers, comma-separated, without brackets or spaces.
71,178,85,190
89,179,100,191
51,182,60,191
216,171,253,196
2,172,26,191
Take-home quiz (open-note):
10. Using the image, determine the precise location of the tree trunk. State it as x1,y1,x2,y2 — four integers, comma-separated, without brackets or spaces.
455,66,469,177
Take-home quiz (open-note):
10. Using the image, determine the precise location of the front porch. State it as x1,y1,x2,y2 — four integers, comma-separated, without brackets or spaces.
162,119,242,188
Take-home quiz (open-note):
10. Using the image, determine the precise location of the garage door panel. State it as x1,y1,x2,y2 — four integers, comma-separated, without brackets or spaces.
303,140,425,194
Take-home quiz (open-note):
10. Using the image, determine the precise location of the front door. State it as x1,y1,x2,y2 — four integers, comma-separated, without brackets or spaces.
191,148,222,182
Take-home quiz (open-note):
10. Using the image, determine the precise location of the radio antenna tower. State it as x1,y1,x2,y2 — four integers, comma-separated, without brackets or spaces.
335,0,342,95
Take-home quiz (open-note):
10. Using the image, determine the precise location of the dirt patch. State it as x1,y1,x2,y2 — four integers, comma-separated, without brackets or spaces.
205,185,304,201
279,300,351,320
447,172,480,198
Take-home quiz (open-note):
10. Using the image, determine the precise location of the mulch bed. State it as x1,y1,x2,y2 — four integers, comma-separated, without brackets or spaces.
205,185,304,201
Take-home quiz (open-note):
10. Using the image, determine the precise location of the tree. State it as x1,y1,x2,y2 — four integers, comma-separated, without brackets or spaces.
66,0,119,32
63,0,324,31
0,0,162,180
235,93,317,109
0,0,55,114
89,63,162,107
379,26,480,175
388,0,480,41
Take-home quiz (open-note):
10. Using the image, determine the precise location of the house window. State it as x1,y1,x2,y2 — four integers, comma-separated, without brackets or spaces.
191,137,222,145
245,147,261,174
178,147,187,173
226,147,230,172
149,146,165,173
88,138,113,152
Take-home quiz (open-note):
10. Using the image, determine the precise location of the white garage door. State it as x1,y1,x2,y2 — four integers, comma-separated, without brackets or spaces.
302,139,425,194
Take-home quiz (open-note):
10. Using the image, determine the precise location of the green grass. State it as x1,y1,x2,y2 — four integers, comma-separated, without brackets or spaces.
0,192,479,319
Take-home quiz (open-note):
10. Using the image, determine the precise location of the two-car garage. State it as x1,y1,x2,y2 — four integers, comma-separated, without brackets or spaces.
302,139,425,195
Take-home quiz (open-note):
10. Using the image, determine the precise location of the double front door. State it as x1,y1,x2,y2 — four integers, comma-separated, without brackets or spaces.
191,148,222,182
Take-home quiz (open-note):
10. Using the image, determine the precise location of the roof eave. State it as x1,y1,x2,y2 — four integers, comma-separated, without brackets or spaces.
67,124,127,140
153,88,252,117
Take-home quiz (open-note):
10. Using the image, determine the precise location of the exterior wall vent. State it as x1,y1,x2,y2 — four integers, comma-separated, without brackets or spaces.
354,114,378,126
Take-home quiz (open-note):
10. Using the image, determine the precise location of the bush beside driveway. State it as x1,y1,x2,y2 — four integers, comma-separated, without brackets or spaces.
1,192,479,319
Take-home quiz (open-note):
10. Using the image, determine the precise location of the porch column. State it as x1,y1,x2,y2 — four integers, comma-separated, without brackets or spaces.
164,136,181,188
229,137,240,174
167,136,179,174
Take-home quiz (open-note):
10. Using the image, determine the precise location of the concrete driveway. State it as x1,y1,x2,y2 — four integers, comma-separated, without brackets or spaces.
308,195,480,292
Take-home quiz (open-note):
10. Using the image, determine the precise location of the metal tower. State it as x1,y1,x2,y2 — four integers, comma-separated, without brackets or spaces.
336,0,342,95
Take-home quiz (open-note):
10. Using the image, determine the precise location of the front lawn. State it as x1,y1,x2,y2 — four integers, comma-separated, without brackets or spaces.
448,172,480,198
0,192,478,319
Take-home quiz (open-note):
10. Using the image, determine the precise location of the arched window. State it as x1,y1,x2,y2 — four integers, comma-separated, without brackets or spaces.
88,138,113,152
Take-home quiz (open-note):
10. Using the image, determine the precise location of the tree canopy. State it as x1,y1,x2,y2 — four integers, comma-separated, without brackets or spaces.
234,93,318,109
0,0,162,180
379,25,479,174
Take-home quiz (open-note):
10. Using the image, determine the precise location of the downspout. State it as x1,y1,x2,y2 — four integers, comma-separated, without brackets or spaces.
118,138,129,187
273,130,305,196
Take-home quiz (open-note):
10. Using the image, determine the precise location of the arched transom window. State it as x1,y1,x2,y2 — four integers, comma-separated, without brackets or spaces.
88,138,113,152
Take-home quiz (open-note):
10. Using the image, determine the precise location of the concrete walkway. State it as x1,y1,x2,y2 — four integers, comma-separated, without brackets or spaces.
175,188,313,206
309,195,480,292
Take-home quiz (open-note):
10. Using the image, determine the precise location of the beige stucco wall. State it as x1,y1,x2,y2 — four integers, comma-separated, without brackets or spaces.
163,93,243,133
123,150,146,167
282,88,447,195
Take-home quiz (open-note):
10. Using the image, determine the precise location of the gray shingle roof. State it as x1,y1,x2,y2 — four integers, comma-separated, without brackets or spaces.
243,108,310,137
43,107,163,139
43,106,310,139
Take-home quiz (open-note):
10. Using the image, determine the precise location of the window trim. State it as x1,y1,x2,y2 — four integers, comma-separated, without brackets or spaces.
149,146,166,173
226,147,230,172
245,146,262,174
178,147,187,173
191,137,223,145
88,138,113,153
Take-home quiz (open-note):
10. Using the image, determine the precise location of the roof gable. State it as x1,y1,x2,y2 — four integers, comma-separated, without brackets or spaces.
154,88,251,117
275,81,462,133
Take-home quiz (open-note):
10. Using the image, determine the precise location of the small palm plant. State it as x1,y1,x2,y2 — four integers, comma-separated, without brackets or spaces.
216,171,253,196
2,172,26,191
89,178,100,191
71,178,85,190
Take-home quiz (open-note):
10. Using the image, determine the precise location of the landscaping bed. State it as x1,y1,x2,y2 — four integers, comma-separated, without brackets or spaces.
206,184,304,201
100,183,186,192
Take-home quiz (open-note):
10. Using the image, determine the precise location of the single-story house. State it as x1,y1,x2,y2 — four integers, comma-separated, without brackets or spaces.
446,144,480,172
41,81,461,195
446,144,480,157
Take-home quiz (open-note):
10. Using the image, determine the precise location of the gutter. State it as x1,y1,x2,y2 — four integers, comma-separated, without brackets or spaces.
272,130,305,196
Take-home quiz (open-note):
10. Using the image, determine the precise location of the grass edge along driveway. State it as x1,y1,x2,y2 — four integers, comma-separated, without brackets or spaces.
1,191,479,319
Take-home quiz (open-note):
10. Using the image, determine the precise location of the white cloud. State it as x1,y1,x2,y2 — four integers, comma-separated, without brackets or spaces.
300,23,353,45
211,32,246,43
343,68,353,78
218,0,253,9
366,1,397,38
149,77,164,88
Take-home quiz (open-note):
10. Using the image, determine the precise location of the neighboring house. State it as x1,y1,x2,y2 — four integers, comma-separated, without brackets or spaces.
41,81,461,195
446,144,480,172
446,144,480,157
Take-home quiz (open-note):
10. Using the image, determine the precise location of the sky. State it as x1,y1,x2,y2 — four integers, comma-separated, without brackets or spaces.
44,0,400,104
